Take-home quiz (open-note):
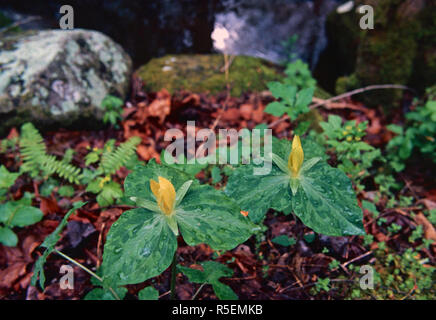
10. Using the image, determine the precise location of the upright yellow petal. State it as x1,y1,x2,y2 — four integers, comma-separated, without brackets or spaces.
150,177,176,215
158,177,176,215
150,179,160,199
288,135,304,177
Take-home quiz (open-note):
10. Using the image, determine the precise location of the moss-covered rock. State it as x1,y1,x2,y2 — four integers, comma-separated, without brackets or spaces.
136,54,284,96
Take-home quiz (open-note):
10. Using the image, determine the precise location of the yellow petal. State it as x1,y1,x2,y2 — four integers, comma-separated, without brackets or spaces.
150,177,176,215
150,179,160,199
158,177,176,215
288,135,304,177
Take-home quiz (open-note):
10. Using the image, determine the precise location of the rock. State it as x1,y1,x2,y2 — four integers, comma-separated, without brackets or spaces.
136,54,283,97
2,0,216,67
0,29,132,135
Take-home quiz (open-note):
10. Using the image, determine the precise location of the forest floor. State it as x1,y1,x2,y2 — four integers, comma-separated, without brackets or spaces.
0,75,435,300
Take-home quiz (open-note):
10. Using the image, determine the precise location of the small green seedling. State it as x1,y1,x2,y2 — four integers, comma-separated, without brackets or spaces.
0,166,43,246
178,261,238,300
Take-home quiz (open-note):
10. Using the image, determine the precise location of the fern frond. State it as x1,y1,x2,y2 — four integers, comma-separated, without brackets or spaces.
41,155,82,184
99,136,141,175
19,123,82,184
19,123,47,176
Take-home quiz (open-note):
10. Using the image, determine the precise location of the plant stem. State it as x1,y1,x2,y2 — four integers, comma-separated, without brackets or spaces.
54,249,120,300
170,252,178,300
192,283,206,300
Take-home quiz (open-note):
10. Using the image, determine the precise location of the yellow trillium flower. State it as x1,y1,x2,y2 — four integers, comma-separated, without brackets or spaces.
288,135,304,178
150,176,176,215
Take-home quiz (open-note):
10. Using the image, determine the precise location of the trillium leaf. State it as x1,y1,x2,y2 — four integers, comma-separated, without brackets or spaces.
292,161,365,236
225,163,291,223
102,208,177,286
176,184,257,250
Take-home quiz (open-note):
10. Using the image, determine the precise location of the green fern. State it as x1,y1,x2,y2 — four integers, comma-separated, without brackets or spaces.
99,137,141,175
19,123,48,176
19,123,82,184
41,155,82,184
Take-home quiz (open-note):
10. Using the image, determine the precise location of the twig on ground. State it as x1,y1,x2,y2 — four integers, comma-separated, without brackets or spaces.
268,84,414,129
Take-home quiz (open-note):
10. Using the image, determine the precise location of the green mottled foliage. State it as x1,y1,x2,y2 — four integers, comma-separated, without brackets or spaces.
102,160,257,286
226,137,364,236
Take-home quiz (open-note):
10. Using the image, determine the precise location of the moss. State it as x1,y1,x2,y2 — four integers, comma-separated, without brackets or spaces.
331,0,433,108
335,74,360,95
136,54,283,96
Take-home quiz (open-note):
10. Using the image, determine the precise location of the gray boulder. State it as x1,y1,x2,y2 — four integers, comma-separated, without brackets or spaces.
0,29,132,134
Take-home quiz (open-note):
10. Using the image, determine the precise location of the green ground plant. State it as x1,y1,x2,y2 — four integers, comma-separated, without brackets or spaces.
0,166,43,246
16,122,141,207
101,95,124,127
178,261,238,300
387,94,436,172
84,137,141,206
319,114,382,191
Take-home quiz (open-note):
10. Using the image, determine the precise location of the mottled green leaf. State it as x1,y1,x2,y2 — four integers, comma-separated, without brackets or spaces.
102,208,177,286
225,163,291,223
292,161,365,236
176,184,257,250
0,226,18,247
211,166,223,184
124,160,193,202
138,286,159,300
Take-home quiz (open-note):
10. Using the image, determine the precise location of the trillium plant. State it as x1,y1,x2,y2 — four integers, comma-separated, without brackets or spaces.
225,135,365,236
101,160,258,288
